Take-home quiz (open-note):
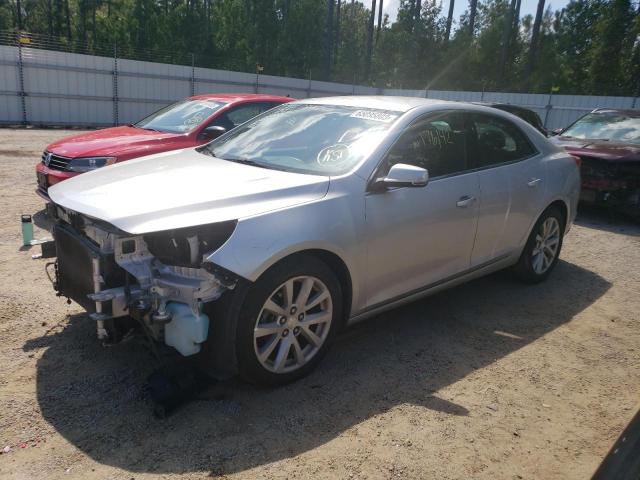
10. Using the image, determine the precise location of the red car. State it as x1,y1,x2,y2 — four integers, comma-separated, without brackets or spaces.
36,93,293,200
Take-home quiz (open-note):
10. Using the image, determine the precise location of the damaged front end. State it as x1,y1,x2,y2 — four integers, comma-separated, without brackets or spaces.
49,205,240,356
579,157,640,215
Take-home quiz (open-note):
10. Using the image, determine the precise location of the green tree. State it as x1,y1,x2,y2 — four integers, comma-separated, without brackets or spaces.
588,0,634,95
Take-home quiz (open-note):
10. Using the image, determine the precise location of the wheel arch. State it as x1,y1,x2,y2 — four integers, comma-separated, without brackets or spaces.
547,198,569,232
255,248,353,326
520,197,570,254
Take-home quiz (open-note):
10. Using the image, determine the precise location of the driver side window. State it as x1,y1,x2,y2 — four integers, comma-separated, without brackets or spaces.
211,102,279,131
384,111,467,178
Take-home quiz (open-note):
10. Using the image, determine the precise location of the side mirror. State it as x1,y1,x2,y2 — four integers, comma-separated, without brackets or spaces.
373,163,429,192
550,128,563,136
198,125,227,141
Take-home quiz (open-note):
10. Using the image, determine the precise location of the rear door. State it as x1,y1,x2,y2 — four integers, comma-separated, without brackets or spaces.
468,112,545,266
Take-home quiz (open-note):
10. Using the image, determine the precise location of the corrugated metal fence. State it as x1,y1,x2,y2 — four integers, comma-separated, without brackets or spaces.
1,44,638,130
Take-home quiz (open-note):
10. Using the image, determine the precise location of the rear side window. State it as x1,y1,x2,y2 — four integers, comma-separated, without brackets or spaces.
385,111,468,178
470,113,537,168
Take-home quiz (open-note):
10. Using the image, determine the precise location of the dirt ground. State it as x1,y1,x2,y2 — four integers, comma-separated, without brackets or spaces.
0,128,639,480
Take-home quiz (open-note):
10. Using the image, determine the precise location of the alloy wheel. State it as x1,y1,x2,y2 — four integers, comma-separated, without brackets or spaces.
531,217,561,274
253,276,333,373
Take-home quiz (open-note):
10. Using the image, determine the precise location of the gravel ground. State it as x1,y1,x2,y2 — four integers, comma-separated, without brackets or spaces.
0,128,639,480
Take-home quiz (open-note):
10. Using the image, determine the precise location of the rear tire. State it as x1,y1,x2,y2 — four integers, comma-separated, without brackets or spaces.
235,256,342,386
513,206,564,283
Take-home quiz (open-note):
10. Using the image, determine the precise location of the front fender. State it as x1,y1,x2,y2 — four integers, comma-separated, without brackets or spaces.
206,186,366,313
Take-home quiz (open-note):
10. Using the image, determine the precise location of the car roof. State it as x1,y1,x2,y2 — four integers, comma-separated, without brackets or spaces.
297,95,456,112
591,108,640,118
473,102,530,111
188,93,293,103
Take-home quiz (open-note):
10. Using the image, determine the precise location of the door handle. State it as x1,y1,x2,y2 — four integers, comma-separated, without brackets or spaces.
456,195,476,208
527,178,542,188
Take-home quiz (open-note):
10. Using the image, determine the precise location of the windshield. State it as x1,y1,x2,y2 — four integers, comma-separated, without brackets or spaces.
561,112,640,145
204,103,401,175
135,99,226,133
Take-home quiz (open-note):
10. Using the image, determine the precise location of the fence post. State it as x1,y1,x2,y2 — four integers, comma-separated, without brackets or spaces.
543,91,554,129
307,71,312,98
17,34,28,125
633,97,638,109
190,53,195,96
113,43,118,126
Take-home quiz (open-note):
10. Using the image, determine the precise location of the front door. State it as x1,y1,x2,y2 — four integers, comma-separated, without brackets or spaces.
364,111,480,308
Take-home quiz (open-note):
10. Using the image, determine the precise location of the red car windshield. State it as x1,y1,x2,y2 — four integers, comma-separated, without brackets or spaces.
561,112,640,145
135,99,227,134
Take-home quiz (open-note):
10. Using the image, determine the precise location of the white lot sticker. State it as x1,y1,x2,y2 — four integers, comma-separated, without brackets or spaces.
317,144,351,166
350,110,397,123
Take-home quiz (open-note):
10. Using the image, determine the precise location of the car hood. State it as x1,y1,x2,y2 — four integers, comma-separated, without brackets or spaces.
550,136,640,162
46,126,185,158
48,148,330,234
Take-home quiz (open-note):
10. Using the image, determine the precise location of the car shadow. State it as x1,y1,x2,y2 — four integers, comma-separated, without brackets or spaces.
575,206,640,236
32,260,610,475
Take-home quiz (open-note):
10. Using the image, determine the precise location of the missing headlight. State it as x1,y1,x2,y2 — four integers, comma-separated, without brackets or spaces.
143,221,237,268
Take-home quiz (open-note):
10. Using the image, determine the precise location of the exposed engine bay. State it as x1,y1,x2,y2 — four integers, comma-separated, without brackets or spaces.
49,204,240,356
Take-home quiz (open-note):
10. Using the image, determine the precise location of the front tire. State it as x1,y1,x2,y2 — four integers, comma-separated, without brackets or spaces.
235,256,342,386
513,206,564,283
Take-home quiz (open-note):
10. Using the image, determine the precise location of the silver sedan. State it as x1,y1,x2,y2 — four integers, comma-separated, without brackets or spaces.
47,96,580,385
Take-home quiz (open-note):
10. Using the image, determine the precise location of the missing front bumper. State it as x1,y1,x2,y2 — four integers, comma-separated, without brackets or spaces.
51,219,232,355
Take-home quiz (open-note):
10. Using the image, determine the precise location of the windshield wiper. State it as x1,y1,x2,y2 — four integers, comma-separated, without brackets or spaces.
129,123,162,133
210,153,268,169
206,151,293,172
227,158,265,167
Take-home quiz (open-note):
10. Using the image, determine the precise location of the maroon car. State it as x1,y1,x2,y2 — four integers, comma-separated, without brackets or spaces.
550,108,640,216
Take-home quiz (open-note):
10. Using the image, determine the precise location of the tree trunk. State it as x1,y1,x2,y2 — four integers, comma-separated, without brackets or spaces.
499,0,517,84
513,0,521,27
415,0,422,27
376,0,383,41
510,0,522,59
16,0,22,29
365,0,377,80
48,0,54,35
92,0,97,44
469,0,478,36
334,0,341,64
526,0,546,80
445,0,455,41
65,0,72,39
512,0,521,40
79,0,87,43
324,0,334,80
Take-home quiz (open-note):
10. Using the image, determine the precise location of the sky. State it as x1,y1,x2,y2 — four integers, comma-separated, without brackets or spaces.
381,0,570,25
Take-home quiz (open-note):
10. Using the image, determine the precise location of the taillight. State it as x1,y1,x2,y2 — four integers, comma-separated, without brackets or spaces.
570,155,582,168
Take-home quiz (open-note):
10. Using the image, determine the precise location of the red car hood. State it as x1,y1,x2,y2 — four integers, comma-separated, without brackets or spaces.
46,126,185,158
550,136,640,162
